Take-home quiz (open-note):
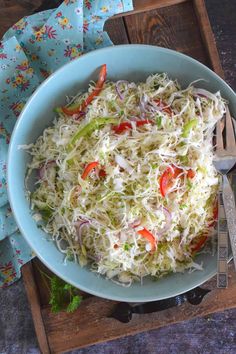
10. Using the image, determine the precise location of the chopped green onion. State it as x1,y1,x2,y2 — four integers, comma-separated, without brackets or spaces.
67,117,118,152
182,119,198,138
156,116,162,128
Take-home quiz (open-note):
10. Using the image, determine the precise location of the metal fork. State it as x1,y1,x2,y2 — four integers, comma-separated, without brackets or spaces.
214,107,236,287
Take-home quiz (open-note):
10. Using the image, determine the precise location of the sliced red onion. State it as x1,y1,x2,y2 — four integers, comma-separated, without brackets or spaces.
38,160,56,180
139,94,149,115
72,111,85,120
129,219,141,228
156,207,172,235
94,166,100,180
193,88,218,103
87,254,101,262
74,220,89,245
129,116,139,121
150,99,173,115
75,185,82,196
140,95,161,117
195,93,206,98
115,80,129,100
129,218,141,228
38,167,44,180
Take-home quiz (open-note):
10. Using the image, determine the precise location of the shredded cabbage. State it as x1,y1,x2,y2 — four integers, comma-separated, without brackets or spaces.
26,72,225,285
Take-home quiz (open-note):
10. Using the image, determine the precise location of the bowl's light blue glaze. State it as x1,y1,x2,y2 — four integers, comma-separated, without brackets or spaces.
8,45,236,302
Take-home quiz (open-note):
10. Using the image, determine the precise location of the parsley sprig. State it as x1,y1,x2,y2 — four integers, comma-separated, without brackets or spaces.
37,266,82,313
49,276,82,313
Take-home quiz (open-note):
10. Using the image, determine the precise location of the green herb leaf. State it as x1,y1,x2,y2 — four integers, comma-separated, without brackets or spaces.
180,204,187,210
187,179,193,190
49,276,65,313
54,107,62,114
66,249,74,261
157,243,168,251
156,116,162,128
66,295,82,313
124,243,130,251
40,208,53,221
182,119,198,138
67,117,118,152
48,275,82,314
63,283,72,291
179,155,189,165
150,163,158,169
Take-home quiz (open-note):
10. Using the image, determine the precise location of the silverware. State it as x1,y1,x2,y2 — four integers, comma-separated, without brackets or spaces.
214,107,236,287
216,178,228,288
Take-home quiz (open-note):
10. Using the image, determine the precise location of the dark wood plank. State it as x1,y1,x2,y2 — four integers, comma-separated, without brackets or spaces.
31,259,53,307
0,0,42,38
113,0,189,18
104,18,129,45
22,263,51,354
205,0,236,89
41,263,236,353
124,1,210,65
193,0,224,77
33,0,62,14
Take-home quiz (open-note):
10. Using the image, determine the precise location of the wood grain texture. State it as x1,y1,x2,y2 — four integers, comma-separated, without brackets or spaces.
113,0,189,18
40,263,236,353
205,0,236,89
22,263,50,354
31,259,53,307
104,18,129,45
193,0,224,77
0,0,42,38
124,1,210,65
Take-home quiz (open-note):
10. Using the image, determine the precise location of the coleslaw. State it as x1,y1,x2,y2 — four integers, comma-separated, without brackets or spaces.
25,66,225,285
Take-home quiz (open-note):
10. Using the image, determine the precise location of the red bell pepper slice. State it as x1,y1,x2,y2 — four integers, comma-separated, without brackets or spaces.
191,234,208,253
62,64,107,116
154,98,173,116
113,122,132,134
159,165,183,197
99,167,106,178
187,169,196,179
191,197,218,253
160,165,195,197
137,228,157,253
213,202,218,221
113,120,151,134
81,162,99,180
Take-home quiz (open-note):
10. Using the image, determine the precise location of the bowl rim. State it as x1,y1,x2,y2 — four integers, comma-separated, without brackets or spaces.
7,44,235,301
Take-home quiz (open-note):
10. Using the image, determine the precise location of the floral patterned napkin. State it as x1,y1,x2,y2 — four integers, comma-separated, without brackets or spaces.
0,0,133,287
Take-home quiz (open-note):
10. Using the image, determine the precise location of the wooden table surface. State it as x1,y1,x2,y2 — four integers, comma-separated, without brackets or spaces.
0,1,236,353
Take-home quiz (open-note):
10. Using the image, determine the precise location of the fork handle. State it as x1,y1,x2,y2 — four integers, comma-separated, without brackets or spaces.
222,174,236,271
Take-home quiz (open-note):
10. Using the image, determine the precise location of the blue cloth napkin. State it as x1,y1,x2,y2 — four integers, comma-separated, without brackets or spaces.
0,0,133,287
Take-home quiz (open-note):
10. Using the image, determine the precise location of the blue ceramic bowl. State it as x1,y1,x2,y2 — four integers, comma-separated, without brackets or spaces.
8,45,236,302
